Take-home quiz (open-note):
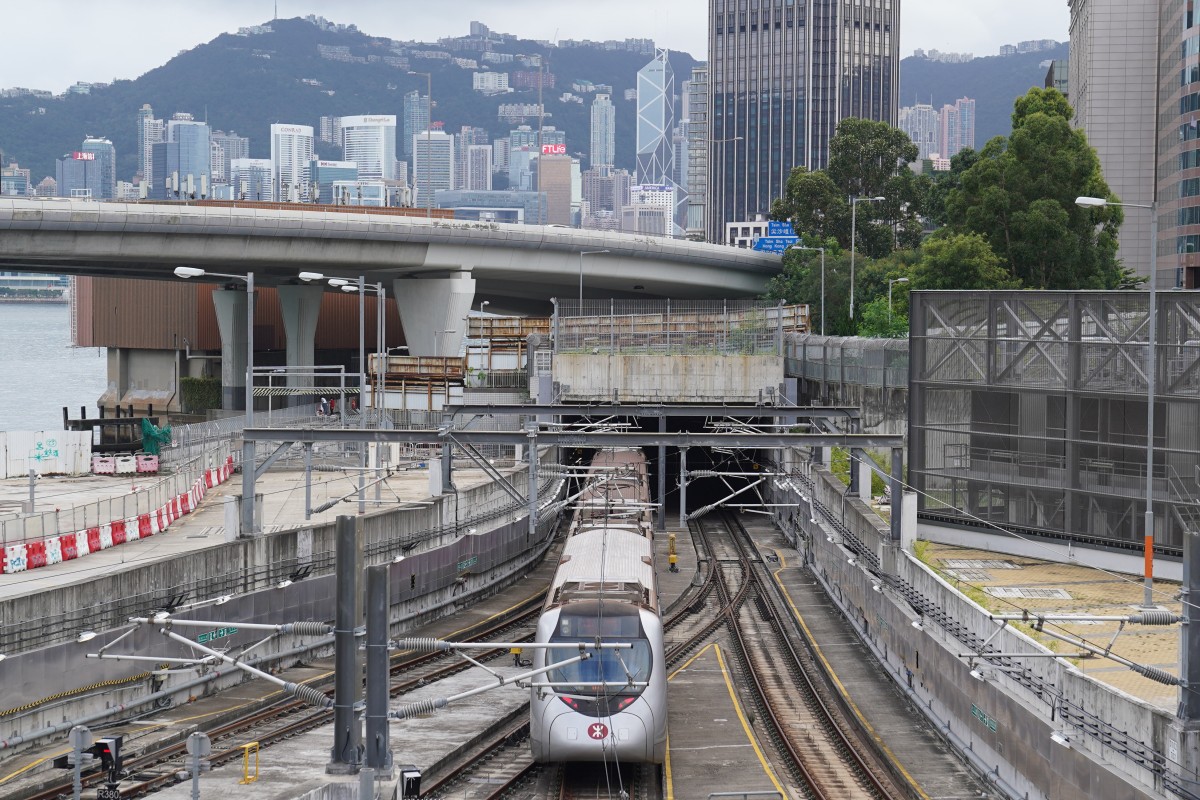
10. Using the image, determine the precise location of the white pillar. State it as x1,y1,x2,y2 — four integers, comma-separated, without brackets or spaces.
212,288,248,410
278,284,325,406
392,273,476,356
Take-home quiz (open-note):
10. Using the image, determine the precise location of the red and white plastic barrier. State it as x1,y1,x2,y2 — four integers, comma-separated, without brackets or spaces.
0,455,234,575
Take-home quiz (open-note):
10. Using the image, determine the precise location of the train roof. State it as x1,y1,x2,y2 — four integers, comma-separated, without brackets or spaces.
550,526,656,611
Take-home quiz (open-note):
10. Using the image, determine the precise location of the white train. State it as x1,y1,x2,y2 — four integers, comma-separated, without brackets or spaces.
529,448,668,764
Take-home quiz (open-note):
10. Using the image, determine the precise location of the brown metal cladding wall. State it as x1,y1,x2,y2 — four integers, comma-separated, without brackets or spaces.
77,278,404,353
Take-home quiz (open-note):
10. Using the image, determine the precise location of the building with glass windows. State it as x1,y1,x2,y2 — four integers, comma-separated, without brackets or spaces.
590,92,616,169
706,0,900,242
909,290,1200,559
271,123,315,202
78,137,116,199
310,159,358,204
339,115,397,182
412,129,455,208
636,50,675,187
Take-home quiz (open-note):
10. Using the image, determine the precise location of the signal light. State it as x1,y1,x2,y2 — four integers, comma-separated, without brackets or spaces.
617,697,635,711
92,736,123,776
560,696,579,710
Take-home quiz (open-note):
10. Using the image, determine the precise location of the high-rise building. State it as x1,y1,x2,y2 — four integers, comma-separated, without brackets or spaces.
454,126,490,190
339,115,398,181
229,158,274,202
1044,59,1069,96
210,131,249,187
636,50,675,185
899,104,940,161
590,93,616,167
937,97,975,158
412,129,455,207
707,0,900,242
1,162,31,196
464,145,493,191
271,123,316,202
536,155,574,225
684,66,709,238
492,137,511,172
79,137,116,199
402,91,430,160
318,115,340,144
310,159,358,204
164,114,212,197
55,151,105,198
137,104,163,186
1071,0,1158,283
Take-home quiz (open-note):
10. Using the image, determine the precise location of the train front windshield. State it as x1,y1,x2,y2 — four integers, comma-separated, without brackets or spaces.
547,602,652,698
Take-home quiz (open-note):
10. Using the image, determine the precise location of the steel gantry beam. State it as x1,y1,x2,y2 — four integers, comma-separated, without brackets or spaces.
243,428,902,449
446,403,860,420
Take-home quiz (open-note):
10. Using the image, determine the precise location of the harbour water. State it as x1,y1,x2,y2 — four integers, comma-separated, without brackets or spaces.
0,303,107,432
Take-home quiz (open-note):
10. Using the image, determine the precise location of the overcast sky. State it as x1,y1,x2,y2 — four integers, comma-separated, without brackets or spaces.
0,1,1068,93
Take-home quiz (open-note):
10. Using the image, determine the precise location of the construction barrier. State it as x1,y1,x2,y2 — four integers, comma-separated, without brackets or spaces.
0,449,235,576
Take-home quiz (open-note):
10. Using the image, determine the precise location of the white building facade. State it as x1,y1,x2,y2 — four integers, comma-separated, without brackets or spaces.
270,123,315,202
339,115,398,181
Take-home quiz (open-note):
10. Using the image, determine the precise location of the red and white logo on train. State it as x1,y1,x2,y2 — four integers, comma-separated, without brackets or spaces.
588,722,609,740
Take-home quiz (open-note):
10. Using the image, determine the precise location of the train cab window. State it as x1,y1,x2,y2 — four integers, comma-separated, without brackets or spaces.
547,602,652,696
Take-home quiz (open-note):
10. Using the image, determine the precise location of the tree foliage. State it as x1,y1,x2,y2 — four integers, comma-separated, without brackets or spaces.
945,87,1123,289
772,118,923,259
911,230,1016,291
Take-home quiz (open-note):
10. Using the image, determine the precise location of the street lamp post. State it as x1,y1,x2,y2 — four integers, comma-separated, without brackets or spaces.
174,266,256,537
1077,196,1158,609
888,277,910,323
849,195,885,320
787,244,826,336
408,71,432,218
578,250,610,305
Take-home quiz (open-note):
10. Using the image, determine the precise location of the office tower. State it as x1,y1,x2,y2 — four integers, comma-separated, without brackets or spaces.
454,126,490,190
707,0,900,242
492,137,511,172
685,66,709,238
137,104,163,185
1,162,32,196
536,155,574,225
465,145,493,191
402,91,430,160
899,104,940,161
55,151,104,198
271,123,315,202
339,115,398,181
79,137,116,199
209,132,250,186
590,92,616,167
309,160,358,203
318,115,339,143
229,158,274,202
151,114,211,199
636,50,675,185
509,146,537,191
510,125,538,150
412,129,455,207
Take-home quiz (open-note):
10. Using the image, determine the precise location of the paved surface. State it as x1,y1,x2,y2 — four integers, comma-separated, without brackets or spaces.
918,540,1182,710
0,464,501,603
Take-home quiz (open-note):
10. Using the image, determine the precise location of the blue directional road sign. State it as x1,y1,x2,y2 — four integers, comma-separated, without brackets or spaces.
752,235,799,253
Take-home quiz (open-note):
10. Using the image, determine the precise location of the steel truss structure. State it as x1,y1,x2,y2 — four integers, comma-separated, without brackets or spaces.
910,291,1200,555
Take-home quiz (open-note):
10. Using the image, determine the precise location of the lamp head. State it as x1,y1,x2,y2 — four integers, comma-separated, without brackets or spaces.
298,272,324,282
341,285,357,293
1075,196,1107,208
77,631,97,643
871,195,885,202
328,278,350,287
174,266,205,279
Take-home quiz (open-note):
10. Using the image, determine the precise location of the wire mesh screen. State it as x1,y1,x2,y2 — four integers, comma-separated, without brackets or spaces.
554,299,807,356
786,335,910,389
910,291,1200,555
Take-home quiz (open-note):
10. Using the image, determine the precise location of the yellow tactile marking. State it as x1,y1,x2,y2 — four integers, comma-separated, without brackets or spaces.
771,551,932,800
664,642,787,800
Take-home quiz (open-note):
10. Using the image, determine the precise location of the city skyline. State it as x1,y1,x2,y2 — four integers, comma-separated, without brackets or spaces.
0,1,1069,95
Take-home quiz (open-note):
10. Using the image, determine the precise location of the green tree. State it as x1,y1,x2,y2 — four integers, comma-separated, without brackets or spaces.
945,87,1123,289
911,231,1017,291
856,296,909,338
761,240,857,336
772,118,923,257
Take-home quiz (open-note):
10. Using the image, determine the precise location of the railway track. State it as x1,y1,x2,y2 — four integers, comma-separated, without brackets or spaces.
21,593,545,800
694,512,909,800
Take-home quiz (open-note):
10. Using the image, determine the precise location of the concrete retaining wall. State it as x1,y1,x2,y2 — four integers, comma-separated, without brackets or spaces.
555,354,784,403
770,457,1173,800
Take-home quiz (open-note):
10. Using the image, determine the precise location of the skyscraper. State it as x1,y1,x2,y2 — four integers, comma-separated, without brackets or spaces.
636,50,675,185
79,137,116,199
684,66,709,238
899,104,940,161
55,151,104,198
536,155,574,226
271,123,316,202
162,114,211,198
464,145,493,191
412,129,455,206
707,0,900,242
590,92,616,168
937,97,975,158
137,104,163,186
454,126,490,190
339,115,398,181
229,158,274,202
210,131,249,186
402,91,430,160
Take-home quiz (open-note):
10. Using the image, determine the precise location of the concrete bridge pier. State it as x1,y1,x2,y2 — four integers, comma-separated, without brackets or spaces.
212,287,250,411
392,273,476,357
278,284,325,407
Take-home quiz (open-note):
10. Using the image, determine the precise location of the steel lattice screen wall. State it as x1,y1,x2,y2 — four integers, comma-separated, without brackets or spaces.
910,291,1200,555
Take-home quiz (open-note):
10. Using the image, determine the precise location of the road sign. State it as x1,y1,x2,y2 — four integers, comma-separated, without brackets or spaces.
767,221,794,236
752,235,799,253
587,722,609,740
